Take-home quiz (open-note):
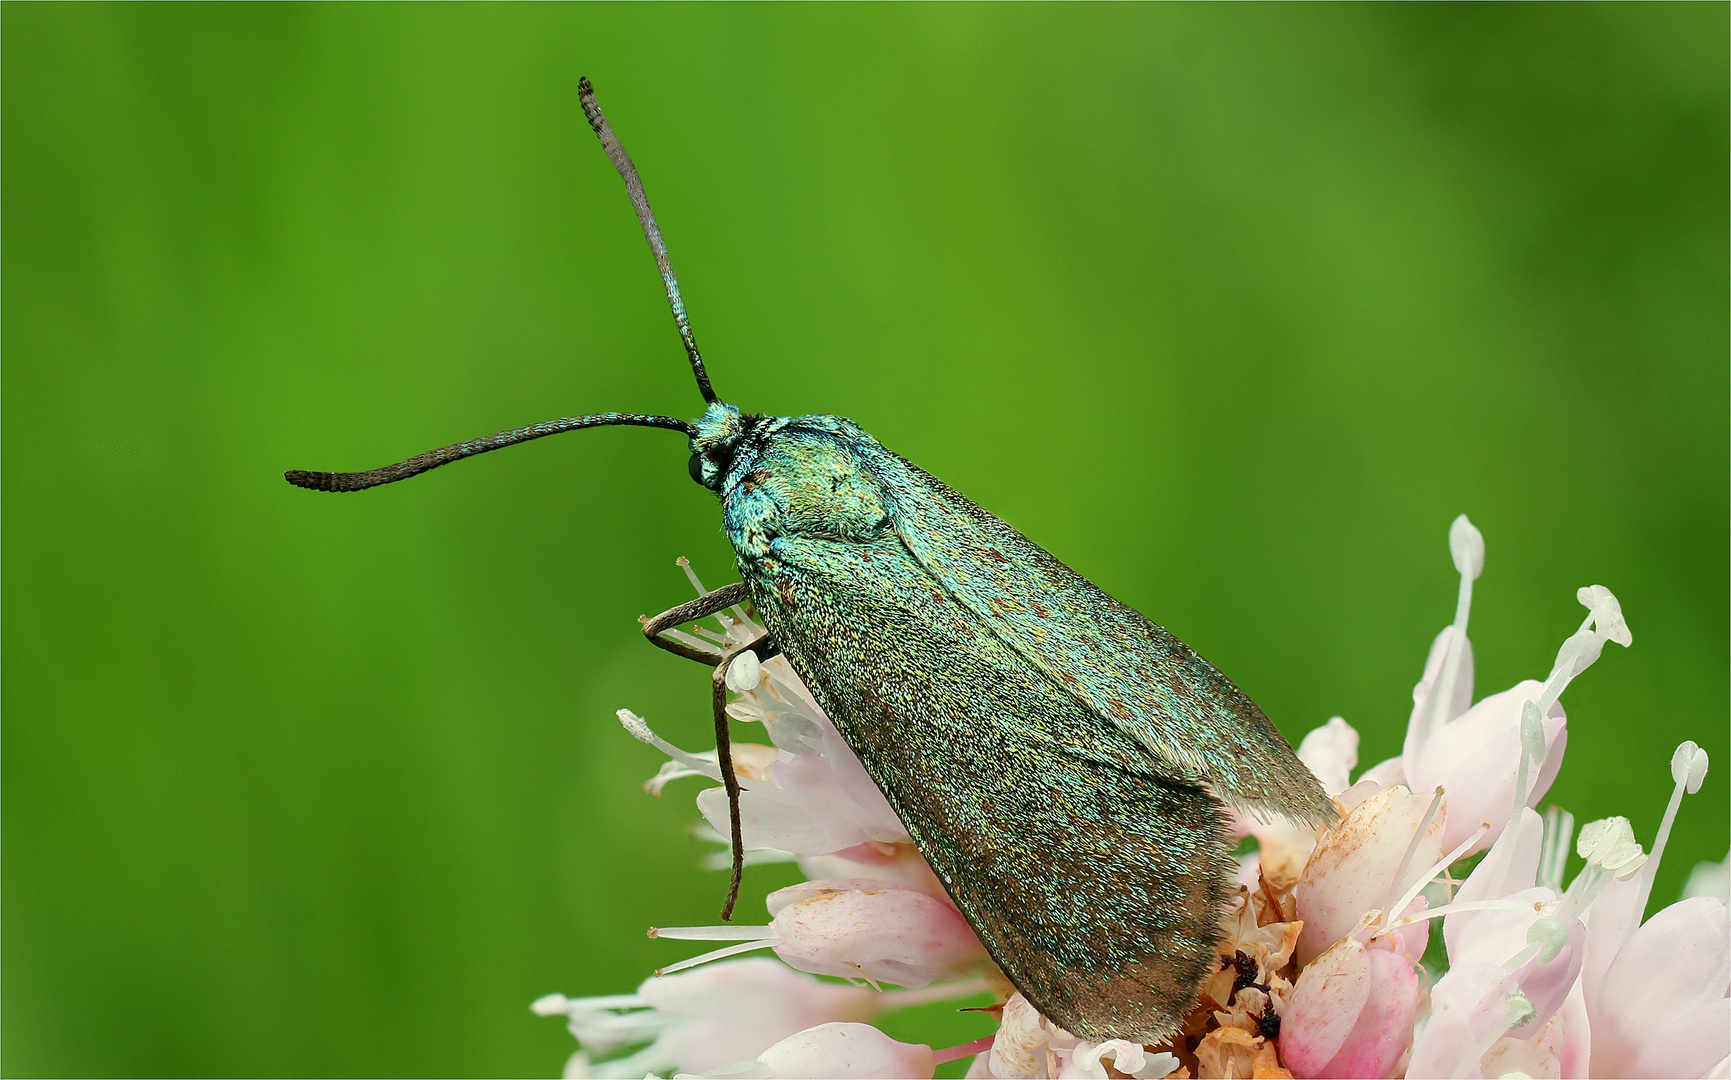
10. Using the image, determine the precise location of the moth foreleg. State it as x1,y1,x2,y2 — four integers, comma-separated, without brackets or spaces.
710,633,780,921
642,584,781,920
640,581,752,666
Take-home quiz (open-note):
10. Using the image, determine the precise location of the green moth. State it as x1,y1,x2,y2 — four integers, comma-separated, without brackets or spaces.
287,78,1333,1043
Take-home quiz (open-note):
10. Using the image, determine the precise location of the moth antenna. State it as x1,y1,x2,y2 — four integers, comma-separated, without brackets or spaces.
579,76,719,407
284,412,694,492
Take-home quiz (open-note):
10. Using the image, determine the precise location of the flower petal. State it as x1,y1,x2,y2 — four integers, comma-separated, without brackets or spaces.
1295,785,1444,964
751,1022,935,1080
767,881,989,988
1406,681,1565,855
629,958,880,1075
1589,896,1731,1078
1297,718,1360,799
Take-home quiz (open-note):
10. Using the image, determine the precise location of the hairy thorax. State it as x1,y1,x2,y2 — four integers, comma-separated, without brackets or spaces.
719,417,897,566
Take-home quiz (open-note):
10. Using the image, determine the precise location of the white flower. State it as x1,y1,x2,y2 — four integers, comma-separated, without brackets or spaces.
1403,743,1717,1079
1579,742,1728,1080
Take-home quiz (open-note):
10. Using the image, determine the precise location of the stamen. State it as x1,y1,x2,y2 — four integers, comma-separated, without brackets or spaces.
1635,741,1710,915
933,1035,997,1066
1555,817,1646,923
1577,585,1632,646
1383,820,1491,933
645,760,711,795
700,848,798,871
677,555,708,596
675,556,740,636
1534,629,1601,714
1513,701,1546,813
877,977,995,1010
1532,589,1631,714
1537,805,1575,892
649,924,781,942
617,710,723,781
661,627,716,652
1383,787,1446,917
1384,897,1544,932
1424,516,1483,743
725,650,763,693
530,993,570,1016
1494,917,1568,982
651,938,779,976
532,992,647,1016
1525,917,1568,966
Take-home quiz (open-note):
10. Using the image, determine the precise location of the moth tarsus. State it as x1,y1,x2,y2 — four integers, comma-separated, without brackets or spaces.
286,77,1331,1041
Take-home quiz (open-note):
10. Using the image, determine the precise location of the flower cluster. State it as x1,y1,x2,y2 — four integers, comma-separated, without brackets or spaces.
535,523,1729,1079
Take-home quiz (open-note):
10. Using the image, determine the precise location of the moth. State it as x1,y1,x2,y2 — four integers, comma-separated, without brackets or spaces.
287,78,1333,1042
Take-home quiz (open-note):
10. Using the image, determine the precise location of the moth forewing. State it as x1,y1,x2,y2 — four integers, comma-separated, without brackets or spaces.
711,410,1323,1039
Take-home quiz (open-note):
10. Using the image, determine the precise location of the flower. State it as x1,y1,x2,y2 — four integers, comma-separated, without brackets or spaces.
646,878,990,988
535,521,1726,1079
1369,516,1634,859
1293,783,1447,965
984,993,1181,1080
1579,743,1729,1080
1280,928,1421,1079
531,958,880,1079
1684,851,1730,903
681,1022,938,1079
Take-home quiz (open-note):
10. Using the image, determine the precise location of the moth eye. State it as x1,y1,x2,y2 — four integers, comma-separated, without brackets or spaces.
688,453,706,486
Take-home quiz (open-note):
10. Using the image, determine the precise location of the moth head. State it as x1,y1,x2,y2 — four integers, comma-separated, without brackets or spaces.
687,402,751,492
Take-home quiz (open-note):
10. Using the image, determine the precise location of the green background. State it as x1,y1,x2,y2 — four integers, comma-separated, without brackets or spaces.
5,4,1726,1076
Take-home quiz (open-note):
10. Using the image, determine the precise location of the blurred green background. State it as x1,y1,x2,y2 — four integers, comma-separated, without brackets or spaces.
4,4,1726,1076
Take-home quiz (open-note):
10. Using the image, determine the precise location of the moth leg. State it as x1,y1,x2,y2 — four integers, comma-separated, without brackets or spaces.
641,583,782,919
641,581,751,666
711,633,781,921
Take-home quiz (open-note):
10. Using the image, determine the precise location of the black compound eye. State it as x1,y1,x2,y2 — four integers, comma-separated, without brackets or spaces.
688,453,706,486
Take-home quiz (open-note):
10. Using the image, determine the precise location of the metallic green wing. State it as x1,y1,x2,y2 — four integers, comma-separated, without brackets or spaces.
884,455,1335,829
744,528,1234,1043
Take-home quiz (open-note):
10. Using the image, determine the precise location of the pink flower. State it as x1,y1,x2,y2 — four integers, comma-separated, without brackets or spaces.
1581,742,1728,1079
1585,895,1729,1079
1406,743,1716,1078
735,1022,936,1079
532,545,1726,1079
762,879,989,987
1395,518,1630,858
648,877,989,990
982,993,1179,1080
1280,930,1421,1079
531,958,879,1078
